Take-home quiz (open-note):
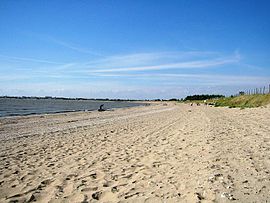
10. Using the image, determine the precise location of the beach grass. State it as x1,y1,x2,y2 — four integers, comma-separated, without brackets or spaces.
214,94,270,108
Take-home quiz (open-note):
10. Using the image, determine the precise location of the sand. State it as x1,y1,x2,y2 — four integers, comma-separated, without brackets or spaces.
0,103,269,203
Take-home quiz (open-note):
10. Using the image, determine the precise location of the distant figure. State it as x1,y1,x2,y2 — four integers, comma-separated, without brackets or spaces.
98,104,105,112
197,103,200,106
190,103,193,106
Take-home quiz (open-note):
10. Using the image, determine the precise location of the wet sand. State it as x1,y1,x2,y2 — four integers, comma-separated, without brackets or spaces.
0,103,269,202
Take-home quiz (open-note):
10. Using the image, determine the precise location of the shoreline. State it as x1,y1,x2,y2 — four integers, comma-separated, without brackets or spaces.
0,100,149,118
0,103,269,202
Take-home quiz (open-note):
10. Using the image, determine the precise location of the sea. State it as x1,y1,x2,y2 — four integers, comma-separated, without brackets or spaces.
0,98,145,117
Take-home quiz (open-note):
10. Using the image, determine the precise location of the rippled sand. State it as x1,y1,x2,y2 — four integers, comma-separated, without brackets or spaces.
0,103,269,202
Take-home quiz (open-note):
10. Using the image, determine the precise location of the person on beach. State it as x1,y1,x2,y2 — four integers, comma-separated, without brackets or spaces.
98,104,105,111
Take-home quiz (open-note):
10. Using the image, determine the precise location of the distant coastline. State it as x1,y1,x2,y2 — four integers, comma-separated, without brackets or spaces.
0,96,182,102
0,95,143,102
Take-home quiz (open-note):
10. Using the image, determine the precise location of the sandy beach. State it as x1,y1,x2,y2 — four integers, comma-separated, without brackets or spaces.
0,103,269,203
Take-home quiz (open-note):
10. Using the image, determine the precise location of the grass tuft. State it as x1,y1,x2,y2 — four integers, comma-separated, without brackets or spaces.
214,94,270,108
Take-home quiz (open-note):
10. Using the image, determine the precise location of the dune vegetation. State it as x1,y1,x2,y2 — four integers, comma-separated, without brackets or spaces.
214,94,270,108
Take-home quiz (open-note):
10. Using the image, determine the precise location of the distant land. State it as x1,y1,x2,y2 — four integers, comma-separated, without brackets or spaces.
0,95,229,102
0,95,182,102
0,95,144,102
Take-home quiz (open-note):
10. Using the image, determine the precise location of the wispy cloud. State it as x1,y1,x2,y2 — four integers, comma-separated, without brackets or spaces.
92,57,239,72
84,51,219,67
74,51,240,73
89,72,270,85
48,38,103,56
31,51,224,73
23,31,103,56
0,54,63,64
0,75,31,81
3,49,266,99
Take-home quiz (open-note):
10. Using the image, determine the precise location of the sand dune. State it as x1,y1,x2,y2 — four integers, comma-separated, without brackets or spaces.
0,103,269,202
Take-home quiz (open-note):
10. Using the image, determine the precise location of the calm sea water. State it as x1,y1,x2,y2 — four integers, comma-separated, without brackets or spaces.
0,98,144,117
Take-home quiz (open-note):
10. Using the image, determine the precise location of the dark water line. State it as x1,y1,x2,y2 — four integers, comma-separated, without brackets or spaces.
0,98,145,117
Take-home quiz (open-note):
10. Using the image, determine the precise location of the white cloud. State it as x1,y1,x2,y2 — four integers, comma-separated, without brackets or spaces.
2,49,268,99
90,72,270,85
92,57,239,72
48,38,103,56
71,51,239,73
23,32,103,56
84,51,219,67
0,54,63,64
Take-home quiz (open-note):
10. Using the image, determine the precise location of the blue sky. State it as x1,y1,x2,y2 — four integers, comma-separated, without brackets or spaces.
0,0,270,99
